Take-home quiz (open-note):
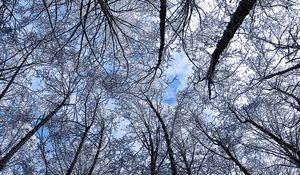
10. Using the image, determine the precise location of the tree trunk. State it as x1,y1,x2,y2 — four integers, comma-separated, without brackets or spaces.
66,126,91,175
145,96,178,175
207,0,257,99
0,95,69,170
87,122,105,175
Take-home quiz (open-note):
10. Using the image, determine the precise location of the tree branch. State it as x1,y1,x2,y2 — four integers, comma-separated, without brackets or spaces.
206,0,257,99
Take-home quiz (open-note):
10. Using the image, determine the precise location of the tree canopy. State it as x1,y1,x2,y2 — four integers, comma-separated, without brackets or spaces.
0,0,299,174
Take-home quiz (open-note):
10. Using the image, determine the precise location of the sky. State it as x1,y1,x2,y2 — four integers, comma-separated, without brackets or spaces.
163,49,194,105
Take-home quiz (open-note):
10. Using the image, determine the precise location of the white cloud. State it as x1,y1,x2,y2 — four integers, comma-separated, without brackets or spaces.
166,51,193,88
164,51,193,105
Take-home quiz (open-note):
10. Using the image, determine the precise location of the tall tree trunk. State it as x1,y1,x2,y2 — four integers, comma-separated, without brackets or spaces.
150,150,158,175
154,0,167,70
66,126,91,175
206,0,257,99
87,121,105,175
0,95,69,170
217,140,251,175
145,96,178,175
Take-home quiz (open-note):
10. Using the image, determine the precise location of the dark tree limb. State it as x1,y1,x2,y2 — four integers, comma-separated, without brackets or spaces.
229,106,300,166
0,94,71,170
66,126,91,175
216,140,251,175
262,63,300,80
193,115,250,175
154,0,167,70
66,97,99,175
145,95,178,175
87,120,105,175
206,0,257,99
0,41,41,101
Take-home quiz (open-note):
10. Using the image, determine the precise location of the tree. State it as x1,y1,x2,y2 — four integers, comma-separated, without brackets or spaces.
1,0,300,174
118,95,166,175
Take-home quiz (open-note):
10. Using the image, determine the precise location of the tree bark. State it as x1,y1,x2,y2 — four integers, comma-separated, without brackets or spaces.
66,126,91,175
154,0,167,70
217,140,251,175
207,0,257,99
0,95,69,170
262,63,300,80
145,95,178,175
87,121,105,175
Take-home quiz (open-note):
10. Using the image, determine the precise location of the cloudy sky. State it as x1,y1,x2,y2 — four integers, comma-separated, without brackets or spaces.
164,51,193,105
